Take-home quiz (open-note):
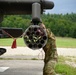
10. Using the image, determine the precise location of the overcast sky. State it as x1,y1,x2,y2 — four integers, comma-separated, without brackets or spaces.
45,0,76,14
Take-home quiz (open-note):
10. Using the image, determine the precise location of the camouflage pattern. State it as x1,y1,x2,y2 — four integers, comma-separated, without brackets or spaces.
43,28,58,75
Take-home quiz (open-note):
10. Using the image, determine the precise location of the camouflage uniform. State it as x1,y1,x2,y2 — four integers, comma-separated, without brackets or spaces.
43,29,58,75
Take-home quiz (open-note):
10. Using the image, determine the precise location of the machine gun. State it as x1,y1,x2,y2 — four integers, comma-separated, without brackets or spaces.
0,0,54,50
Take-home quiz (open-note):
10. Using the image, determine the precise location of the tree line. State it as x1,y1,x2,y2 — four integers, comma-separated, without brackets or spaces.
0,13,76,38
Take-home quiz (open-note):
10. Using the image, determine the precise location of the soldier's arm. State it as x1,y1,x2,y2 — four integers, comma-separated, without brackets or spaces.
40,23,56,40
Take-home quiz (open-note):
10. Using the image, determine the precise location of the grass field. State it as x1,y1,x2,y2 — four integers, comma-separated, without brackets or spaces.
55,56,76,75
0,38,25,46
55,62,76,75
56,37,76,48
0,37,76,48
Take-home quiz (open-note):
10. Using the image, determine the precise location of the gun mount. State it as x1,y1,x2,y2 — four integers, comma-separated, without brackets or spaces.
0,0,54,15
0,0,54,49
0,0,54,22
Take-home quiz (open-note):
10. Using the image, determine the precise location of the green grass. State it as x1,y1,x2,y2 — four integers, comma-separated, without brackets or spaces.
0,37,76,48
0,38,25,46
56,37,76,48
55,63,76,75
55,56,76,75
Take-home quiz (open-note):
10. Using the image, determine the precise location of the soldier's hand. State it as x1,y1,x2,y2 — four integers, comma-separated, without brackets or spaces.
40,23,46,29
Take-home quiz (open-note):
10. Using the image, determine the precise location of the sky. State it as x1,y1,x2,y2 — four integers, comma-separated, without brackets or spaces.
45,0,76,14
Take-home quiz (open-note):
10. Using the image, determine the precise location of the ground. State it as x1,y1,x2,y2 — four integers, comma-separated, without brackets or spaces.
0,46,76,75
0,46,76,56
0,60,43,75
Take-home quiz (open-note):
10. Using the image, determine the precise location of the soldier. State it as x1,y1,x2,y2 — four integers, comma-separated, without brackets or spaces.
40,23,58,75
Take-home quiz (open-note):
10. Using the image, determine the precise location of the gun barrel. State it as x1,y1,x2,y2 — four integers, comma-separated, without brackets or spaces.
0,0,54,15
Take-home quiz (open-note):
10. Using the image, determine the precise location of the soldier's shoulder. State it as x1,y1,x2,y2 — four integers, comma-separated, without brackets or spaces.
46,29,56,40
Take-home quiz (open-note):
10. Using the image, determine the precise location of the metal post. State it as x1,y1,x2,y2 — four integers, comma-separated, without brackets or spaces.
32,3,41,24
